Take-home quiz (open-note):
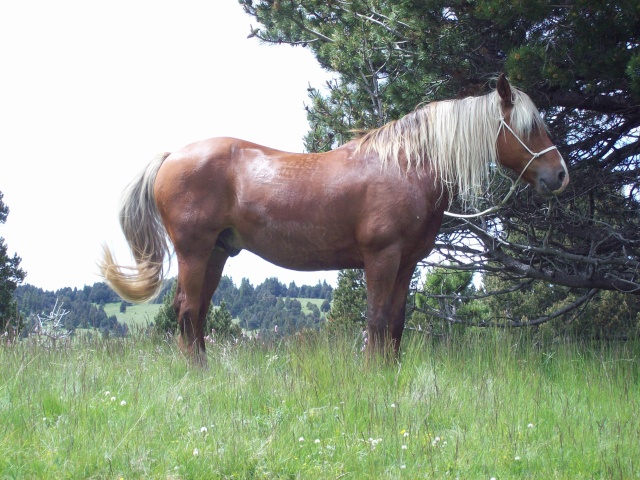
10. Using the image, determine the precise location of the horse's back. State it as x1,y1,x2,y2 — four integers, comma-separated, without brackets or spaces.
152,135,439,271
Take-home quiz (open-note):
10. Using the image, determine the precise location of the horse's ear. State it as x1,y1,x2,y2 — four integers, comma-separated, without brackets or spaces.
497,74,513,106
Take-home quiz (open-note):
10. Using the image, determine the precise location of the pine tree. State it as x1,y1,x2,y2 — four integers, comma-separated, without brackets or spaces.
153,281,178,336
206,300,241,340
0,192,26,333
242,0,640,322
327,269,367,326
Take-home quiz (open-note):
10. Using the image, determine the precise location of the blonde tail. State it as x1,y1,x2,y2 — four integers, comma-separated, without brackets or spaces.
100,153,171,303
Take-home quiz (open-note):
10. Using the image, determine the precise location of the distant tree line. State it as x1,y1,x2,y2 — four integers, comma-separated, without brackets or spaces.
12,284,129,337
155,276,333,338
11,276,333,340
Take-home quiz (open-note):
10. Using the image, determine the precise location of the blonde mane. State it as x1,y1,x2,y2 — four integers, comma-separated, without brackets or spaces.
356,86,546,208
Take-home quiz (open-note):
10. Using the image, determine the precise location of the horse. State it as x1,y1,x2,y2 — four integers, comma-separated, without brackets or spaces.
101,75,569,365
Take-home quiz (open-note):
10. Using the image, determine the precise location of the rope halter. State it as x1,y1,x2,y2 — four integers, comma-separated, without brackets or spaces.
496,117,559,184
443,117,560,219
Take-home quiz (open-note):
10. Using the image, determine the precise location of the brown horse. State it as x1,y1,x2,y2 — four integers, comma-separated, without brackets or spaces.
101,75,568,364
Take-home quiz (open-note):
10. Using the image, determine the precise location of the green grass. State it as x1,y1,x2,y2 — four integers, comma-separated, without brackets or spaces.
1,329,638,479
102,302,162,327
299,298,327,315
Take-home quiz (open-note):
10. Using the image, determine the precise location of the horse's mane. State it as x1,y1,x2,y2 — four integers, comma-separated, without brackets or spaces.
356,86,546,208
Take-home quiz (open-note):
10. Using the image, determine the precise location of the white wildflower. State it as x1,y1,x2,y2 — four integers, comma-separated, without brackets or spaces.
368,437,382,449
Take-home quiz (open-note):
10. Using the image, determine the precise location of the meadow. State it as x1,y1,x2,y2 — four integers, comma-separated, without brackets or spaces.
1,328,638,479
102,303,163,328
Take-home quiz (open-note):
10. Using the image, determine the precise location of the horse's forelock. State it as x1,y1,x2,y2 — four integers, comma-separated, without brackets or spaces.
508,89,547,138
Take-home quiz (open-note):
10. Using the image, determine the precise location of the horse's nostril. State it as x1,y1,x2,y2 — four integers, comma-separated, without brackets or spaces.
558,170,566,183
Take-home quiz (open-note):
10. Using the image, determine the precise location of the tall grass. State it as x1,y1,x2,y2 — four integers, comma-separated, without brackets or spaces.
0,328,638,479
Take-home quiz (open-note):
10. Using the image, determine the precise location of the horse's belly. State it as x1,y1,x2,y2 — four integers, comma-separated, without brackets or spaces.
240,220,362,271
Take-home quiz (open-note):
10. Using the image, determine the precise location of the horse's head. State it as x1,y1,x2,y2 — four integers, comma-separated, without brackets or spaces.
495,74,569,196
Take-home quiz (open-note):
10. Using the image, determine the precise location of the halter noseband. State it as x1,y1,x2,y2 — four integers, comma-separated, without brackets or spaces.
443,117,560,219
497,117,559,184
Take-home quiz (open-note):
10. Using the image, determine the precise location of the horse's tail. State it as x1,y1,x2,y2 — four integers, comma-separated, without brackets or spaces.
100,153,171,303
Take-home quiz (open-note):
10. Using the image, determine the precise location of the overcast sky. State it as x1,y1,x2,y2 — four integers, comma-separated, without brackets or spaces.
0,0,339,292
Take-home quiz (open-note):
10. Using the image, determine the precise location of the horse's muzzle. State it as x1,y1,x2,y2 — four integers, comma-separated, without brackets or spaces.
538,167,569,196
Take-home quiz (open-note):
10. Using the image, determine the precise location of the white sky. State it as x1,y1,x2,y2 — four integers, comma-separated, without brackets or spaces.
0,0,339,292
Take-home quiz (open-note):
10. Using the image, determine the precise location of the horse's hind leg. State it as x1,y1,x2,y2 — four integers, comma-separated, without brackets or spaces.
173,245,229,367
171,248,210,365
173,255,207,366
198,248,229,340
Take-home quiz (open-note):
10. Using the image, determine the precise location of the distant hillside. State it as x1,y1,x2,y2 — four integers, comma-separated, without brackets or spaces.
102,302,162,327
13,276,333,337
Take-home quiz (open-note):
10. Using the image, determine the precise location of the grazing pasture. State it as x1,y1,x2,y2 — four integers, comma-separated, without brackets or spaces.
102,302,162,327
1,330,638,478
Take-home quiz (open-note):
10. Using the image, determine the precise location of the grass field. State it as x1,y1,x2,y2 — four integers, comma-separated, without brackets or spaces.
102,303,163,327
298,298,326,315
1,329,638,479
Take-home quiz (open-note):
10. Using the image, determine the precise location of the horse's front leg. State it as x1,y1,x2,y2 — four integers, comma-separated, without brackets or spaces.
388,265,416,355
364,250,414,359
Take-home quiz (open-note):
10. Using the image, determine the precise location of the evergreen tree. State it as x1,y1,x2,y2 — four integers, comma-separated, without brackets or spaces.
306,301,321,319
154,281,178,335
206,300,241,339
481,274,640,339
242,0,640,322
287,281,299,298
410,267,487,334
328,269,367,326
89,281,120,304
321,299,331,313
0,192,26,333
